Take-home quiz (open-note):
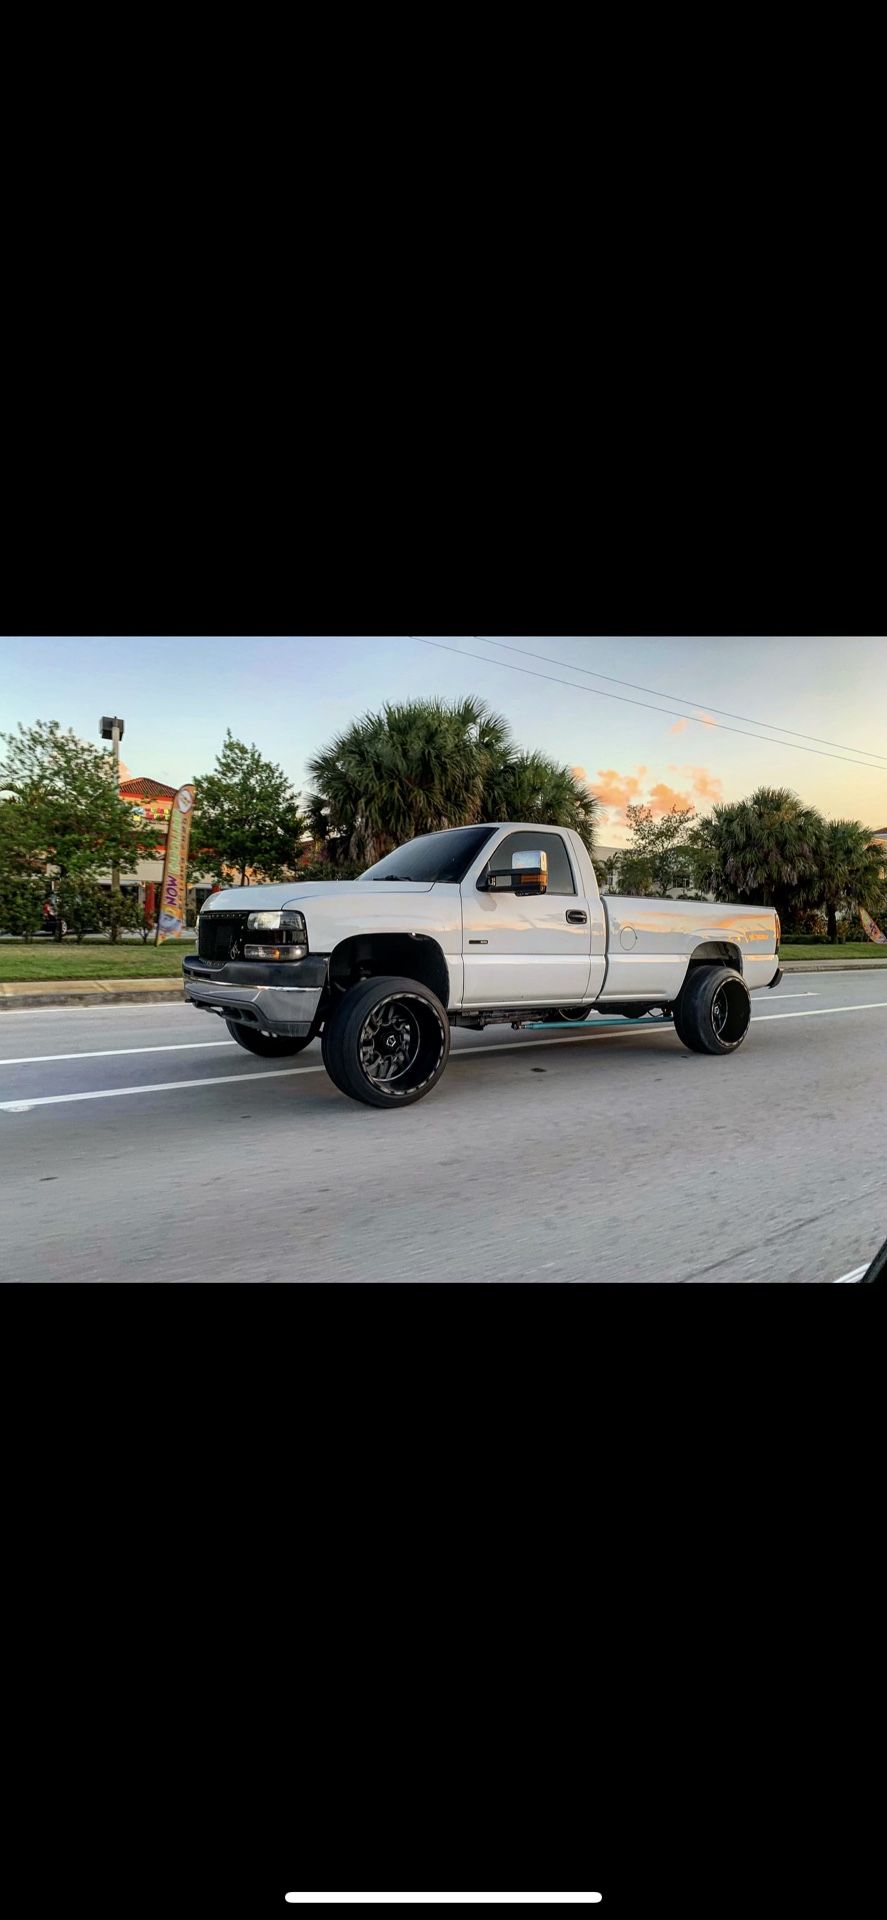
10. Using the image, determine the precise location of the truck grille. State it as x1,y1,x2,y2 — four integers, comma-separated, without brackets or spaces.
198,911,250,965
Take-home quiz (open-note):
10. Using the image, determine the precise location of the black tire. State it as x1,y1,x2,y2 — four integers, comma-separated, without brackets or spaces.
225,1020,313,1058
321,1012,350,1093
322,975,450,1108
673,965,751,1055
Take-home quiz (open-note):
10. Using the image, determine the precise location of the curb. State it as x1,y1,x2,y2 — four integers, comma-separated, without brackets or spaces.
779,958,887,973
0,980,185,1011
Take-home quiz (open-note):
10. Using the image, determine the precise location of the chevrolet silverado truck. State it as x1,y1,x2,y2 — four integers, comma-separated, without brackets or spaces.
183,822,782,1108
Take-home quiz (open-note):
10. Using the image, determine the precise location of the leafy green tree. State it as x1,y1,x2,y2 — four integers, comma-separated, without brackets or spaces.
191,733,306,885
616,849,655,896
689,786,827,926
817,819,886,942
624,802,696,896
307,697,597,865
0,721,162,939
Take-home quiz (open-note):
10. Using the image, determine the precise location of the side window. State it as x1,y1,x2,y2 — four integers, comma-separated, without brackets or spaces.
480,831,576,896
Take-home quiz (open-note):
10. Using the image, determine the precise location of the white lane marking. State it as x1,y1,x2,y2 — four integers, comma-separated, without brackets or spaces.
832,1265,868,1284
756,991,818,999
0,1041,235,1067
0,1065,327,1110
753,1001,887,1022
0,1024,678,1111
4,998,887,1113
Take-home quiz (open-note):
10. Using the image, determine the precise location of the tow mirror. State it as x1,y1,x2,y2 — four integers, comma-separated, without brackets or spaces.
481,850,548,894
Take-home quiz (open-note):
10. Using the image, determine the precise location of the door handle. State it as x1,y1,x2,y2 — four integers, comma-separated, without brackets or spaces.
566,909,587,924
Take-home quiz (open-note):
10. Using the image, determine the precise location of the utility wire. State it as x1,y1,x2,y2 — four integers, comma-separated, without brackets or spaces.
478,637,887,767
417,639,887,773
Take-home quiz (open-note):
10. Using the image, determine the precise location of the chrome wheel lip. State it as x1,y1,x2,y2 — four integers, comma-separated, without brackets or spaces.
356,993,447,1098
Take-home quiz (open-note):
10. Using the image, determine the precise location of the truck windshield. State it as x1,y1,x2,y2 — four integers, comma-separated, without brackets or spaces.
362,826,497,885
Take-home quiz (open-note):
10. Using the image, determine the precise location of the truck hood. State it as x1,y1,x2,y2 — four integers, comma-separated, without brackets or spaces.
201,880,435,911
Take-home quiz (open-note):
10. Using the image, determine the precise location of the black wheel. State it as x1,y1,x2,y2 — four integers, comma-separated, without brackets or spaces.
225,1020,313,1058
322,975,450,1108
673,966,751,1055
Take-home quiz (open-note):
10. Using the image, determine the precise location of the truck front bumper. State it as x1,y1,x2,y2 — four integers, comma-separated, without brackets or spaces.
183,955,328,1038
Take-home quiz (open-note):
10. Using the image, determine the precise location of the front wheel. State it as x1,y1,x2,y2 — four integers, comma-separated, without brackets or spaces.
673,966,751,1055
225,1020,313,1058
322,975,450,1107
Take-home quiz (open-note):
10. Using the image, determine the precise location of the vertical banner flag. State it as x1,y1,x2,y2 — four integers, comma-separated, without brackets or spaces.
156,784,196,942
859,905,887,944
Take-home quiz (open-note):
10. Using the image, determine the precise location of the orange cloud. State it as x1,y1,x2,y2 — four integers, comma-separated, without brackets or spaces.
648,782,694,816
669,717,688,735
698,710,716,728
589,762,722,824
686,765,722,801
589,767,647,811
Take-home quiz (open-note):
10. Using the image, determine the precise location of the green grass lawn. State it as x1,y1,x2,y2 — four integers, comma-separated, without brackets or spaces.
780,941,887,961
0,940,194,980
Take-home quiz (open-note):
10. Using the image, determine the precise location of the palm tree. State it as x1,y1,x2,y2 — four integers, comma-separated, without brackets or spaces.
481,751,598,851
690,787,826,924
307,699,598,864
306,697,513,866
818,820,886,941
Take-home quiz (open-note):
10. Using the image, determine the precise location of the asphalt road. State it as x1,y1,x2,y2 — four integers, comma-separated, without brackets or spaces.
1,973,885,1282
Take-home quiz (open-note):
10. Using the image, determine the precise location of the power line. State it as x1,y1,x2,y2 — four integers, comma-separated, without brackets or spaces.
417,639,887,773
478,639,887,767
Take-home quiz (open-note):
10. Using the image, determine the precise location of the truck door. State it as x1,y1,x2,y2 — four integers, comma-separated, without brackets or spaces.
460,829,593,1006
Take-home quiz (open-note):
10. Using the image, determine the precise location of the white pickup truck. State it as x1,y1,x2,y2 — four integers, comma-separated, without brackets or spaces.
183,822,782,1107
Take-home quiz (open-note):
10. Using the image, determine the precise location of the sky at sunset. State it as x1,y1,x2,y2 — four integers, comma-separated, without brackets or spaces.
1,635,885,847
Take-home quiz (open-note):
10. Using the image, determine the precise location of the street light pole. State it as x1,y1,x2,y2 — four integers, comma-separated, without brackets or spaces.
100,716,125,920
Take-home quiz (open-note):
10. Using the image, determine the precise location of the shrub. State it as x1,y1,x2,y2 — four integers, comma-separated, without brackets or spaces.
57,878,107,943
104,890,147,943
0,874,46,939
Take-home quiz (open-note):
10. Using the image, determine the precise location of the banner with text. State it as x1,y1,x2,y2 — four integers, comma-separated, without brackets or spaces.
156,784,196,941
859,905,887,944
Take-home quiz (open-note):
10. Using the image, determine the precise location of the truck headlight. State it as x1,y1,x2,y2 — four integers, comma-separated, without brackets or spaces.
246,910,306,933
244,908,307,961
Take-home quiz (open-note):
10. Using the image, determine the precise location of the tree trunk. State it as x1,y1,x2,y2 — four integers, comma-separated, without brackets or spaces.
827,903,837,943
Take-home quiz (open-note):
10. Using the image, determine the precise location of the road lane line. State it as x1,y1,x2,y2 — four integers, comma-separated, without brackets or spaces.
4,999,887,1112
0,1065,327,1109
753,1002,887,1022
0,1041,235,1067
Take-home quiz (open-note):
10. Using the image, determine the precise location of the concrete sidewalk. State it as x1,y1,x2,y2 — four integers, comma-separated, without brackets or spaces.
2,955,886,1011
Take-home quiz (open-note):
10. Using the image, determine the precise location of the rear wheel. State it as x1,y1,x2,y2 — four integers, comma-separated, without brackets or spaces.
225,1020,313,1058
673,965,751,1055
322,975,450,1108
